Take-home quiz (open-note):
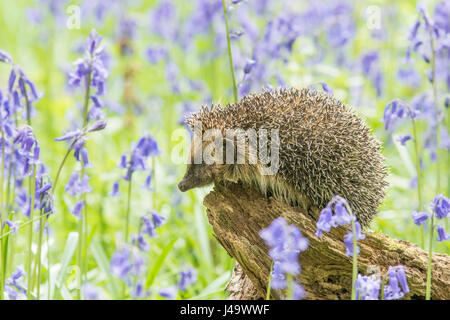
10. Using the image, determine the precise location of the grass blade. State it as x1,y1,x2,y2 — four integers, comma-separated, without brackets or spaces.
90,238,119,298
145,239,176,289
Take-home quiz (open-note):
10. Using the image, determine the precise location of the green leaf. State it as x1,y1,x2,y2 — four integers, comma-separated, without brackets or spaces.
145,239,176,289
55,232,78,287
59,284,73,300
90,238,119,298
194,194,213,270
51,232,78,300
188,271,231,300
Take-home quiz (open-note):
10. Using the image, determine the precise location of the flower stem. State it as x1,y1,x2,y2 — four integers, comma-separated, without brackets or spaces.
83,68,93,127
409,112,425,248
35,211,44,299
425,214,434,300
221,0,238,102
351,218,358,300
46,227,50,300
0,130,5,300
82,194,88,282
78,63,93,299
76,207,83,300
0,130,5,218
52,148,73,193
0,228,3,300
1,221,10,301
26,165,37,300
32,181,45,299
23,82,32,126
266,261,273,300
343,201,358,300
286,272,293,300
428,28,440,195
125,174,133,243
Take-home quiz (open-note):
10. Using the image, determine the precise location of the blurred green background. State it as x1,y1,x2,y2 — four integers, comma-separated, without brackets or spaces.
0,0,448,299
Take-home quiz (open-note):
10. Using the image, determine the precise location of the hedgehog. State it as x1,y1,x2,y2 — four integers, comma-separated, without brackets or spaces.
178,87,388,227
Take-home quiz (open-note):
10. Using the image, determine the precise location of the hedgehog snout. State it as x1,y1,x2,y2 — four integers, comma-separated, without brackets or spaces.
178,180,188,192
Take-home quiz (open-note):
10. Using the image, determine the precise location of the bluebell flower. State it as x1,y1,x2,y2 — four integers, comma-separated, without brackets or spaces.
71,200,85,218
117,15,137,56
109,181,120,197
77,148,90,169
434,1,450,33
65,172,92,197
259,217,288,248
361,51,379,76
36,179,54,215
440,128,450,150
343,221,365,257
121,134,161,181
270,261,287,290
131,281,150,299
260,217,308,298
158,286,178,299
0,49,13,64
397,66,421,87
398,134,413,145
86,120,107,132
145,47,168,64
119,15,137,40
141,215,156,238
110,248,132,283
16,190,31,218
13,126,41,176
149,0,178,40
140,211,166,239
142,173,153,190
88,105,106,121
119,154,127,169
319,82,334,94
408,20,421,42
331,200,353,227
291,280,305,300
430,194,449,219
315,206,333,237
243,59,256,74
67,29,109,114
151,211,166,228
54,129,83,142
5,267,27,299
354,274,380,300
178,267,198,291
383,99,408,131
72,139,87,161
4,65,41,119
360,51,383,96
263,218,309,264
411,211,429,226
316,196,354,237
5,220,19,235
436,226,450,242
82,283,100,300
132,232,150,252
110,245,145,285
384,266,409,300
55,121,107,172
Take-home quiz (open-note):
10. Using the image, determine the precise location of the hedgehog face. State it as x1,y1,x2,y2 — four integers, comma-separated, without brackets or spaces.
178,138,227,192
178,162,216,192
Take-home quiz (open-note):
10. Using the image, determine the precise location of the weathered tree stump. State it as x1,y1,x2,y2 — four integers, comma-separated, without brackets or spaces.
203,183,450,300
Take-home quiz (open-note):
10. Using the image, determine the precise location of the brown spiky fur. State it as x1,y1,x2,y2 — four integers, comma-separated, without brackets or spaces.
181,88,388,227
